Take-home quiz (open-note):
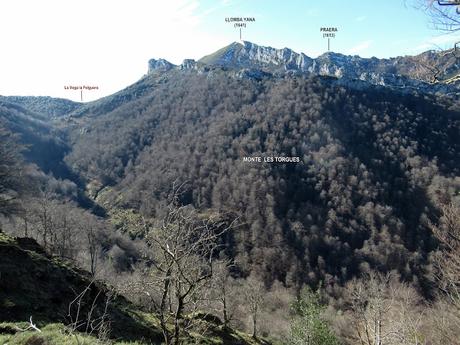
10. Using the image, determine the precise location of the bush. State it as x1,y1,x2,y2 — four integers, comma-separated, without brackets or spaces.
289,287,339,345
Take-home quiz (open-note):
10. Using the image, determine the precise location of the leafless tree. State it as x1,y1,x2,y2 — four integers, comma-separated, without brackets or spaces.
140,184,235,345
79,212,103,277
428,299,460,345
210,259,235,329
0,125,25,217
67,280,113,344
429,202,460,342
388,285,425,345
346,272,397,345
412,0,460,32
50,203,79,259
344,271,428,345
34,195,54,251
28,196,80,259
430,202,460,295
407,1,460,83
243,274,265,339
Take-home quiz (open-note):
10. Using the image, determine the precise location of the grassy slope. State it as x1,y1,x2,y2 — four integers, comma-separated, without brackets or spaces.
0,231,273,345
0,323,274,345
198,42,242,66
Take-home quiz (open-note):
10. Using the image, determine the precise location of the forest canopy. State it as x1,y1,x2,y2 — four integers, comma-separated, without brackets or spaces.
59,72,460,292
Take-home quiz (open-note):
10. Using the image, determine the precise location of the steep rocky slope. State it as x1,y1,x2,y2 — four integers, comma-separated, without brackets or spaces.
149,41,460,95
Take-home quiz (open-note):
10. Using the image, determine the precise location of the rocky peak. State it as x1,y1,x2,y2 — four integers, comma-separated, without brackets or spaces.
198,41,313,71
180,59,198,70
146,41,460,95
148,58,175,73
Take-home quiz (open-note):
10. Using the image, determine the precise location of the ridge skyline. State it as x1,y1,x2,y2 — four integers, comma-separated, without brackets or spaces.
146,40,460,97
2,40,459,105
148,39,443,69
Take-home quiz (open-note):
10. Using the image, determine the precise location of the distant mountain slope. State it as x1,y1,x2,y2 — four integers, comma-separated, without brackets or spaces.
0,96,81,119
62,75,162,120
0,100,71,178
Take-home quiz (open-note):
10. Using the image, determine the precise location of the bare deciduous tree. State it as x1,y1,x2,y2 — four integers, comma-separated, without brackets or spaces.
79,212,104,277
139,186,235,345
0,125,25,217
67,280,113,344
210,259,235,329
243,274,265,339
413,0,460,32
34,194,54,251
429,202,460,342
344,271,427,345
346,272,396,345
407,1,460,83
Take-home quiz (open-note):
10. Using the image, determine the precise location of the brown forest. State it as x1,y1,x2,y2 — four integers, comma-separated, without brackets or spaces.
0,69,459,344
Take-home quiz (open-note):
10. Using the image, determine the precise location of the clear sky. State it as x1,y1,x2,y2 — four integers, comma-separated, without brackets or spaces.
1,0,460,102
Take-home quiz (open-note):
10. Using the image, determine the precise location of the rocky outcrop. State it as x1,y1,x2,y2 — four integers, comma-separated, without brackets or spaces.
180,59,198,70
147,58,175,73
147,41,460,95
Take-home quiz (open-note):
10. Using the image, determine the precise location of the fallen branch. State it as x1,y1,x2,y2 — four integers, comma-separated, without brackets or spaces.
14,316,42,333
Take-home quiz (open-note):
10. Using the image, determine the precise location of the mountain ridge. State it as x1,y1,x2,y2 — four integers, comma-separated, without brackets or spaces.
147,40,460,95
2,41,459,114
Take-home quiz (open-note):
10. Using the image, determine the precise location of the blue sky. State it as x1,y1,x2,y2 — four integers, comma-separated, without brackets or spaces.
203,0,460,58
1,0,459,101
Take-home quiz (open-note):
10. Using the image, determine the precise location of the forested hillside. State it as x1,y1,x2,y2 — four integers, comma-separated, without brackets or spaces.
63,71,459,293
1,44,460,344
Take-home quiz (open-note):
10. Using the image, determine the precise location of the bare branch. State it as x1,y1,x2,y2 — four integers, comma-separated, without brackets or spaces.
14,316,42,333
